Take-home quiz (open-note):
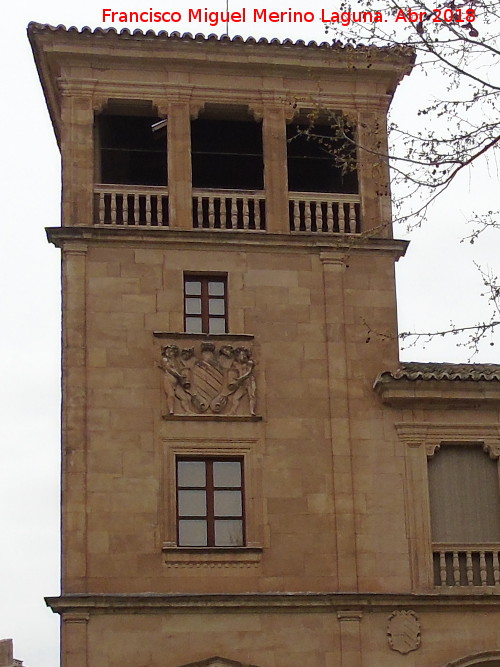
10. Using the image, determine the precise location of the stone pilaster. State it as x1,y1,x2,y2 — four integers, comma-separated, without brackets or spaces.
262,103,289,233
356,108,392,236
59,88,94,227
165,99,193,229
337,611,363,667
321,252,358,591
61,613,89,667
61,242,88,592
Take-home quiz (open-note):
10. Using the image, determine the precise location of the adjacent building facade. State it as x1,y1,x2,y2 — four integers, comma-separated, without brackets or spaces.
29,23,500,667
0,639,24,667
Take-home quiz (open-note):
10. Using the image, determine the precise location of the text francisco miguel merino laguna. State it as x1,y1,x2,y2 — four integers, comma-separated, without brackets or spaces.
102,7,414,26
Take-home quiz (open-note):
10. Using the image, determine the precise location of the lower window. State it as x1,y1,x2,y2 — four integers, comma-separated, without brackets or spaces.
176,458,245,547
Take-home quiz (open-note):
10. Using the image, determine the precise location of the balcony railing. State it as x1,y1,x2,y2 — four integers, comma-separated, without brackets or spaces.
289,192,361,233
94,185,169,227
192,189,266,231
93,186,362,234
433,544,500,587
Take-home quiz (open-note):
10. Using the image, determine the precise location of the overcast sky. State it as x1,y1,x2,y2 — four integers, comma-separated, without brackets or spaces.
1,1,498,665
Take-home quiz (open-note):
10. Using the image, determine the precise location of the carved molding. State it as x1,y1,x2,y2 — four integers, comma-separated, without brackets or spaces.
387,610,421,654
160,342,257,417
396,423,500,459
337,610,363,622
319,250,348,268
179,658,261,667
483,443,500,460
425,443,441,458
247,102,263,122
62,612,90,623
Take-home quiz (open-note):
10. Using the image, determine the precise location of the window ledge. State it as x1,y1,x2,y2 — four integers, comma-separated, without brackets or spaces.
162,545,263,567
162,414,262,422
154,332,254,340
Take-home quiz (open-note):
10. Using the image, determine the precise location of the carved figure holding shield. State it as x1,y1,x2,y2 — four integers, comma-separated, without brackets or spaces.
160,344,192,414
227,347,257,415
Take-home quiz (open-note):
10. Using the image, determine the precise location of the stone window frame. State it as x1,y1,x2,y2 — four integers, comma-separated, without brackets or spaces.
176,457,246,547
184,273,228,335
396,423,500,591
162,438,263,566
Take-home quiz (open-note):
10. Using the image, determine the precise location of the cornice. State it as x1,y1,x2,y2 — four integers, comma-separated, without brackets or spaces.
54,77,394,112
45,226,409,259
395,422,500,459
45,592,500,615
28,22,414,139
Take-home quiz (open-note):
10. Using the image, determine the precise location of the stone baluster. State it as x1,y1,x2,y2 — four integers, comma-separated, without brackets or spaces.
123,195,129,224
466,550,474,585
304,200,312,231
110,192,117,225
98,193,105,225
480,551,487,585
439,551,447,586
338,202,346,233
243,197,250,229
494,551,500,585
326,201,334,232
452,551,461,585
134,194,140,225
254,198,261,229
208,196,215,227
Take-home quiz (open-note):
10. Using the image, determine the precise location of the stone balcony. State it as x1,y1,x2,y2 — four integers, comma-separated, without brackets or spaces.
433,544,500,587
94,185,361,234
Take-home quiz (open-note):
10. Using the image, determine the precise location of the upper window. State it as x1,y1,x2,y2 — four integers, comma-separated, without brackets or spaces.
184,275,227,334
428,445,500,544
97,111,167,186
191,106,263,190
176,458,245,547
287,113,358,194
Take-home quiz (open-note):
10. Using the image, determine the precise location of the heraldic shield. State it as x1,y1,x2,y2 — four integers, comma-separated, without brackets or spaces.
160,342,257,417
387,610,421,654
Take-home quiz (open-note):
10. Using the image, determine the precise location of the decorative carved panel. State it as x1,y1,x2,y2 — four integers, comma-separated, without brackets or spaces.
387,610,421,654
160,342,256,417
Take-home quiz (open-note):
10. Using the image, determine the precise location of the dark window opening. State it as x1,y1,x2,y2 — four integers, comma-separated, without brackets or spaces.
428,445,500,544
184,275,227,334
191,115,263,190
177,458,245,547
287,116,358,194
98,113,167,186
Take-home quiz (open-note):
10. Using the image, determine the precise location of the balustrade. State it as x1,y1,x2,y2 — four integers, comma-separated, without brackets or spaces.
433,544,500,587
289,192,361,233
94,185,169,227
93,186,364,235
192,189,266,231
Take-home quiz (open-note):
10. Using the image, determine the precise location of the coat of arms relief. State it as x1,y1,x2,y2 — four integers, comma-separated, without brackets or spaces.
160,342,257,417
387,610,421,654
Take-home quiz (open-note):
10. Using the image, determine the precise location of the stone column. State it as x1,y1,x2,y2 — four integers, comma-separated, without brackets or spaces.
59,87,94,227
262,102,289,234
321,252,358,591
396,426,434,591
337,611,363,667
61,613,89,667
165,99,193,229
356,107,392,237
61,242,88,592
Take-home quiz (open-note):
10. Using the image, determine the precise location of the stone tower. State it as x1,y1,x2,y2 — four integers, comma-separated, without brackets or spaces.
29,23,500,667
